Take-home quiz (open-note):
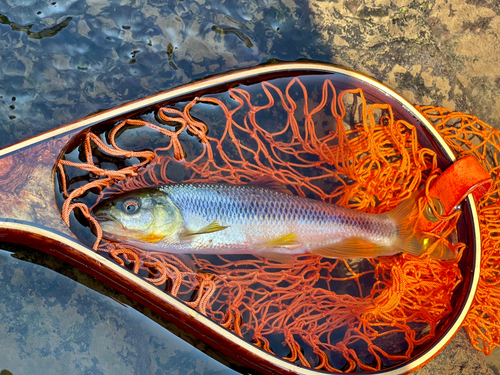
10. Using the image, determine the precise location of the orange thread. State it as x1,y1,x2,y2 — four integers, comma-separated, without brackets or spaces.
55,79,469,372
417,106,500,355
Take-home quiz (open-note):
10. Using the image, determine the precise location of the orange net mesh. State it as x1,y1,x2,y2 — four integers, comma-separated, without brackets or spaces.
56,78,472,372
417,106,500,355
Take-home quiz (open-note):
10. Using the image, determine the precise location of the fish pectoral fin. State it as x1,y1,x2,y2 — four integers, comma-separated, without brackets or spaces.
258,232,301,248
258,251,296,264
179,220,229,238
249,176,294,195
310,238,396,259
175,253,197,272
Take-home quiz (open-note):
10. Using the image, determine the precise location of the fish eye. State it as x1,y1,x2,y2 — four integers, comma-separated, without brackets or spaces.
122,199,140,214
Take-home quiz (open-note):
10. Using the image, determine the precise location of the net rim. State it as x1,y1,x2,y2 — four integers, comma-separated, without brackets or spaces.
4,62,481,374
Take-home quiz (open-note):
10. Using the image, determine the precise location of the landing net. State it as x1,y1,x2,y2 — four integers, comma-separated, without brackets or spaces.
56,77,478,372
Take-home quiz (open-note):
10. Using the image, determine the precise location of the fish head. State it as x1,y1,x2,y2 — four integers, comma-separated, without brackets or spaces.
93,188,183,244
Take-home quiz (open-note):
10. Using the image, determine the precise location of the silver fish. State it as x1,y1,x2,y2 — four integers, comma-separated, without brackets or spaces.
92,179,444,262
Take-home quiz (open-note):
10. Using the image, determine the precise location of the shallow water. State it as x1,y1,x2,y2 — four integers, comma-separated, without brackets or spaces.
0,0,330,149
0,246,244,374
0,0,332,373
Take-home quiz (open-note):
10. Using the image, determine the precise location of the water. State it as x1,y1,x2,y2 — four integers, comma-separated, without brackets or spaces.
0,0,332,372
0,0,330,149
0,246,242,374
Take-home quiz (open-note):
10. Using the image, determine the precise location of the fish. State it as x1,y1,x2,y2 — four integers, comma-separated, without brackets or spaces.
92,178,453,262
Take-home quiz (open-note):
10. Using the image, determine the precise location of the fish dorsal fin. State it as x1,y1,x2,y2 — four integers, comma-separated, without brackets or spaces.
310,238,397,259
180,220,229,238
249,176,293,195
258,232,301,247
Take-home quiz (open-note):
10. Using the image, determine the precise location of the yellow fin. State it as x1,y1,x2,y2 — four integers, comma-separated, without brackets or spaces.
259,232,301,247
386,192,456,259
309,236,455,261
309,193,458,261
249,176,294,195
180,220,228,238
419,237,456,260
310,238,397,259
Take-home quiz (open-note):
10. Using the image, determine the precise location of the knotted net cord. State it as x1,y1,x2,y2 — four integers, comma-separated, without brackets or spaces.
56,78,467,372
417,106,500,356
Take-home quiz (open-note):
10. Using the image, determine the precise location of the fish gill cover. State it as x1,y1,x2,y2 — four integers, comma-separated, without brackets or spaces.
54,74,485,372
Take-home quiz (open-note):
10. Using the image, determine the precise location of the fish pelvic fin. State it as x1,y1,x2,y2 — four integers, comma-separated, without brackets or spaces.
258,232,301,247
256,232,301,263
180,220,229,238
386,193,456,260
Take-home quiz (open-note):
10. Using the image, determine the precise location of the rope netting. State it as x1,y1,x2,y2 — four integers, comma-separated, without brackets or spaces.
56,77,475,372
417,106,500,356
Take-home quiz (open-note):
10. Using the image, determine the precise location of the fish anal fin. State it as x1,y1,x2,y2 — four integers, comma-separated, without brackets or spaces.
259,232,301,248
180,220,229,238
249,176,294,195
310,238,397,259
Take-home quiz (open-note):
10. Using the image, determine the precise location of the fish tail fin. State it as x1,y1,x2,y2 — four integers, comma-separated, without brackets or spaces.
386,193,455,260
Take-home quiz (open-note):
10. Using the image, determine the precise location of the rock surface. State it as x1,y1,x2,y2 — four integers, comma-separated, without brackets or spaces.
415,329,495,375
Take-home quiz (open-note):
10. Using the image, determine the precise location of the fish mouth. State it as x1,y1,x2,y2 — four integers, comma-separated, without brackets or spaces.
93,207,125,230
93,208,113,222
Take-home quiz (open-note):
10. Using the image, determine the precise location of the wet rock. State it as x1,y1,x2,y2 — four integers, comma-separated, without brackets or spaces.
414,329,495,375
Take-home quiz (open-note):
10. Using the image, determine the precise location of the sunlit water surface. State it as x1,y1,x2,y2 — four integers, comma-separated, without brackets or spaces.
0,247,244,374
0,0,329,148
0,0,333,373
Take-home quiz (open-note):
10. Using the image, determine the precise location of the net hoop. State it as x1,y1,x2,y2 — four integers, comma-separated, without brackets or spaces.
52,63,481,374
